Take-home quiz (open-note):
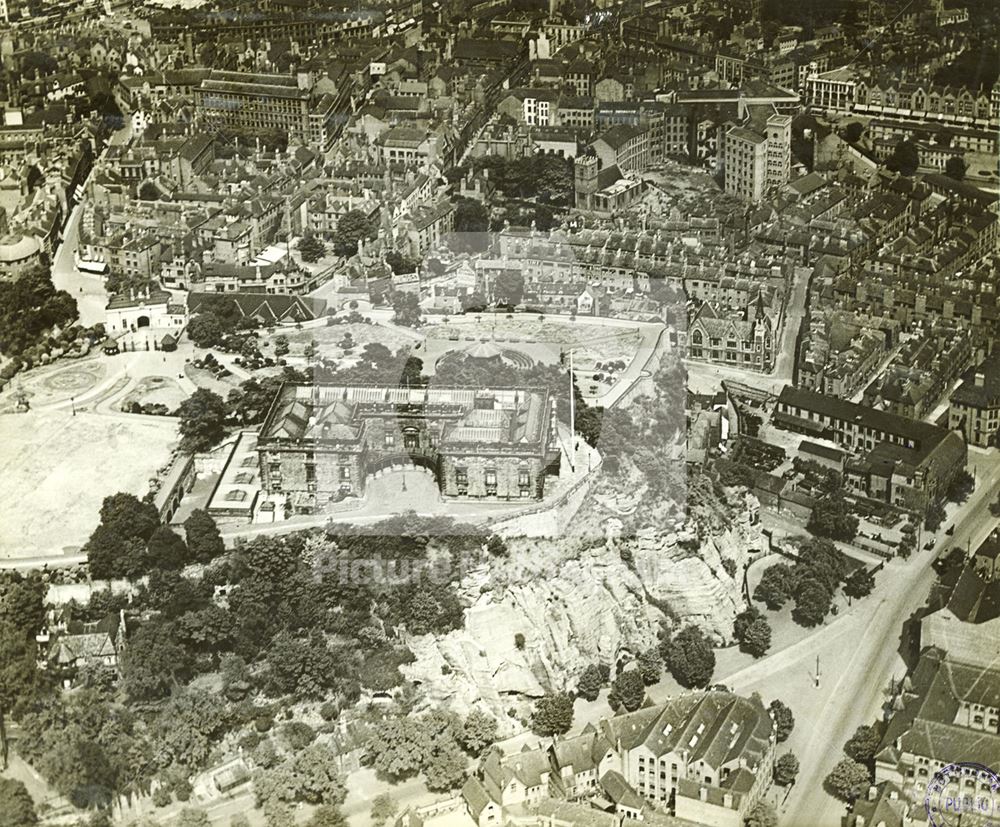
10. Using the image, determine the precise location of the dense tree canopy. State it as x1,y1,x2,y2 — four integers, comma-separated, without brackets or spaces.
177,388,229,453
531,693,574,736
808,493,859,541
0,776,37,826
769,699,795,743
332,210,377,258
0,267,77,359
825,758,872,802
664,625,715,688
298,235,327,263
84,493,161,580
733,607,772,657
183,509,225,563
608,670,646,712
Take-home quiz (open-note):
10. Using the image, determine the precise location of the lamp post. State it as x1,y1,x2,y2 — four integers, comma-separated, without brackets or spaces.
71,396,76,416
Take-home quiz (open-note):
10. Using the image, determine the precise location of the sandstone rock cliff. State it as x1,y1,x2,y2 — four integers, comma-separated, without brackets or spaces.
402,490,766,726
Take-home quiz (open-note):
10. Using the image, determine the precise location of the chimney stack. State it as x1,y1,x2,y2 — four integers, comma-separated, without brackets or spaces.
975,371,986,388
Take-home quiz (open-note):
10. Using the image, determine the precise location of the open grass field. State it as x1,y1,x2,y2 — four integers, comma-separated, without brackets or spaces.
0,410,177,558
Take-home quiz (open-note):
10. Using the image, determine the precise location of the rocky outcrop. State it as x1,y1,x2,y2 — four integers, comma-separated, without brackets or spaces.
621,491,767,642
404,543,663,728
402,492,767,726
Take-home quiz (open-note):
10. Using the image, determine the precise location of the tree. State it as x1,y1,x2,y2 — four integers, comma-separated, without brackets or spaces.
255,744,346,807
461,290,488,312
825,758,872,802
274,335,290,357
366,718,430,780
423,739,467,791
925,499,946,531
391,291,422,327
744,801,778,827
808,493,859,541
451,200,489,252
286,744,347,805
944,156,968,181
332,210,376,257
844,724,882,765
370,793,398,827
84,493,162,578
753,564,795,610
636,647,663,685
453,199,489,233
184,510,225,563
576,663,608,702
152,688,229,770
308,806,348,827
38,734,115,809
0,777,37,826
843,567,875,600
494,271,525,308
774,752,799,786
792,579,833,627
264,631,339,699
281,721,316,752
885,139,920,176
146,526,190,571
531,693,574,736
119,619,192,701
769,699,795,743
608,670,646,712
843,121,863,144
177,388,228,452
186,313,225,348
946,470,974,503
298,235,327,263
460,710,498,757
97,493,161,540
665,625,715,689
735,612,772,658
262,800,295,827
176,810,210,827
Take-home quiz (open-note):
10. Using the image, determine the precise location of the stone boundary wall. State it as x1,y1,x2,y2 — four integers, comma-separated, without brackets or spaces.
488,455,602,537
610,325,673,410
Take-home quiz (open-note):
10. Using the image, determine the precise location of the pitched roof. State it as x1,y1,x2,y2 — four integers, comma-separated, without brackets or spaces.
600,770,644,809
877,648,1000,769
943,565,1000,624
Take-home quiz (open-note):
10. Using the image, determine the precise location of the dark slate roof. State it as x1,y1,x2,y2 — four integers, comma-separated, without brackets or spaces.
945,565,1000,624
776,386,958,466
951,358,1000,409
187,292,327,321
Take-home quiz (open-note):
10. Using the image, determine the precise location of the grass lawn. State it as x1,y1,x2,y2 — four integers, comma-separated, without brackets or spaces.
422,318,641,365
260,322,418,360
0,410,177,558
119,376,188,411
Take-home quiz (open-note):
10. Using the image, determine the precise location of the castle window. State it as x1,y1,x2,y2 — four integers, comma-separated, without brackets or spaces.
485,469,498,491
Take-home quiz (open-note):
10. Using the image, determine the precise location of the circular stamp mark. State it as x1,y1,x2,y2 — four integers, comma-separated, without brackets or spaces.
925,762,1000,827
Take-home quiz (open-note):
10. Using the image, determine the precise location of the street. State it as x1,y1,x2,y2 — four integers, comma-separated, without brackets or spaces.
774,265,812,384
50,201,108,327
778,447,1000,827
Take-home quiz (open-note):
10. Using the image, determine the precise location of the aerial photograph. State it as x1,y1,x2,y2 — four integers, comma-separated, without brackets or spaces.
0,0,998,825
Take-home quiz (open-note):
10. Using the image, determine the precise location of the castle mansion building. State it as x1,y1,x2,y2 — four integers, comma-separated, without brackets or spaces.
257,383,561,512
